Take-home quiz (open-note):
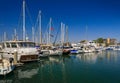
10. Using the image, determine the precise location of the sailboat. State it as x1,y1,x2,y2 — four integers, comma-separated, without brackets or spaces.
60,23,71,55
40,18,63,56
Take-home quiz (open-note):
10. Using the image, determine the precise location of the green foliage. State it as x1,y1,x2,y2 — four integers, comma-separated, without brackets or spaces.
93,40,97,43
80,40,86,43
96,38,104,43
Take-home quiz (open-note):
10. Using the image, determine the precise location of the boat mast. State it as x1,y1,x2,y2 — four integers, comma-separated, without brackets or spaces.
85,25,88,41
23,0,26,41
14,28,17,40
61,22,63,45
47,31,49,44
63,24,65,44
66,26,69,46
32,27,34,42
39,10,42,44
61,22,65,46
4,32,6,41
49,18,52,44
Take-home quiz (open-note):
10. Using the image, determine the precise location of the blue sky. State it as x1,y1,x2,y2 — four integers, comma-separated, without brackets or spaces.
0,0,120,42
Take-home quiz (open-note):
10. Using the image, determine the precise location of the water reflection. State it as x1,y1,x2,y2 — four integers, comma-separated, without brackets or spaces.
38,56,68,83
2,56,68,83
0,79,13,83
75,53,98,64
0,62,40,83
0,51,120,83
98,50,120,63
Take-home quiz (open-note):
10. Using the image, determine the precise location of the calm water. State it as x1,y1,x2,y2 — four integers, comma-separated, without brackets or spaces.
1,51,120,83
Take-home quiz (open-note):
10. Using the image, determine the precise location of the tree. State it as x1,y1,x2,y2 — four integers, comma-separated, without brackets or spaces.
97,38,104,43
80,40,87,43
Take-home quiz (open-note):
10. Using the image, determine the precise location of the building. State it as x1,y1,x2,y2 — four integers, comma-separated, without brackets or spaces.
104,38,117,45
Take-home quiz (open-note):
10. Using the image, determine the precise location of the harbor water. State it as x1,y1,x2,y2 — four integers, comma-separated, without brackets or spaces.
0,50,120,83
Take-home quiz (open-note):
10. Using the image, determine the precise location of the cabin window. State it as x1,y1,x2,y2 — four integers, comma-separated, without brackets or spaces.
23,43,27,47
6,43,10,48
18,43,23,47
18,42,35,47
28,43,35,47
17,43,22,47
11,43,17,48
18,43,27,47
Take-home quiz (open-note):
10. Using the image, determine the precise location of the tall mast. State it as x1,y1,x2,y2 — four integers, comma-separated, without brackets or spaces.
4,32,6,41
63,23,65,44
49,18,52,44
39,11,42,44
23,0,26,41
61,22,63,45
47,32,49,44
61,22,65,46
66,26,68,43
61,22,64,45
85,25,88,41
0,35,1,42
32,27,34,42
14,28,17,40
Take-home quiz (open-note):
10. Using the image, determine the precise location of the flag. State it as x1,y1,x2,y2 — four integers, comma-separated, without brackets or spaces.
50,27,54,31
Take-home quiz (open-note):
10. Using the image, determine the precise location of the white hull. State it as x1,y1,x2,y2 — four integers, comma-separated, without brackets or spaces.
49,50,63,56
0,59,15,75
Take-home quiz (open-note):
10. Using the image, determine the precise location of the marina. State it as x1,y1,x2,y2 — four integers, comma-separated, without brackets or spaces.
0,51,120,83
0,0,120,82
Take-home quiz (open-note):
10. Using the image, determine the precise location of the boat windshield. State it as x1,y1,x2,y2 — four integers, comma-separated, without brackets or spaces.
11,43,17,48
6,43,10,48
18,42,35,48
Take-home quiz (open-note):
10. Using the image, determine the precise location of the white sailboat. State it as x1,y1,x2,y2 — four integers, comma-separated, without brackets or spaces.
40,18,63,56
